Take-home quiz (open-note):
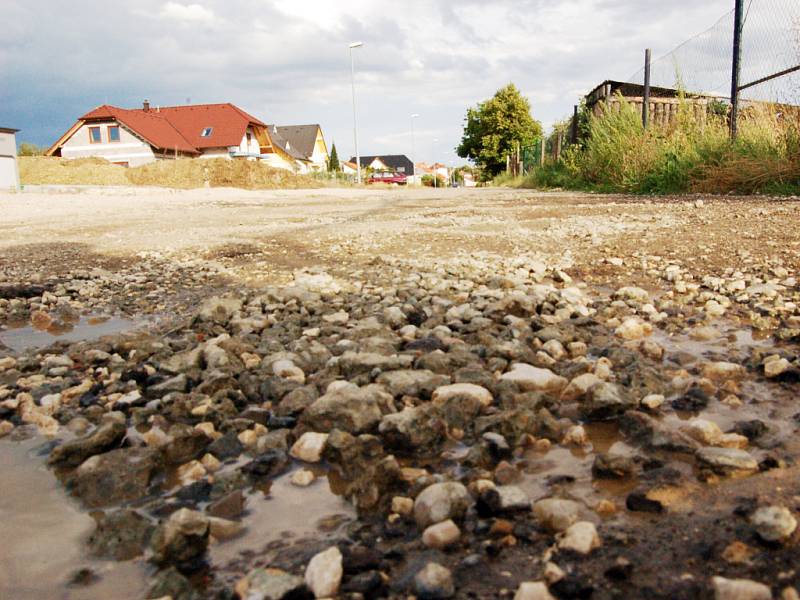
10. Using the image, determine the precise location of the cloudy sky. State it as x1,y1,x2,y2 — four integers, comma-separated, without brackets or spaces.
1,0,734,163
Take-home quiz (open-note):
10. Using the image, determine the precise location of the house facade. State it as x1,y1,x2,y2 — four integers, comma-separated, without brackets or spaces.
46,102,318,172
0,127,20,191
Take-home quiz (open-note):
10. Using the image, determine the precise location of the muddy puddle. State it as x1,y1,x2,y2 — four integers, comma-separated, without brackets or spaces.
0,437,148,600
210,468,355,569
0,316,140,353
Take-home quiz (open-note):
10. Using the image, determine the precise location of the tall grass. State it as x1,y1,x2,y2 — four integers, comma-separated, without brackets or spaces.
521,95,800,195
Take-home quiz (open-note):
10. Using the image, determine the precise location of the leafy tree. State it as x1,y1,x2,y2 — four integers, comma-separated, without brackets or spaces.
328,143,340,172
18,142,44,156
457,83,542,177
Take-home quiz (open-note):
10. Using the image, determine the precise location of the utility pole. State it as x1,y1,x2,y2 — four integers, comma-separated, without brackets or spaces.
411,114,419,185
643,48,652,129
349,42,363,183
730,0,745,140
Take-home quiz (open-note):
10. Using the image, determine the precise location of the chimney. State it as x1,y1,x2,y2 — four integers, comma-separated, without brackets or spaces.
143,99,150,112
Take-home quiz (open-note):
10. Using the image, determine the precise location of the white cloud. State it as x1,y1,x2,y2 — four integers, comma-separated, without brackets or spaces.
159,2,215,23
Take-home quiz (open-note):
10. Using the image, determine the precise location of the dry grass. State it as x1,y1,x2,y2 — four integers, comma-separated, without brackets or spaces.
19,157,322,189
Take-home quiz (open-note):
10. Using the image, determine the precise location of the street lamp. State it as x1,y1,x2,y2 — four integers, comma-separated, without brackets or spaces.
349,41,363,184
432,138,438,189
411,114,419,185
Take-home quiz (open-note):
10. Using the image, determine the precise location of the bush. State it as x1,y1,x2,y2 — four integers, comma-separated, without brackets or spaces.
421,174,446,187
517,94,800,195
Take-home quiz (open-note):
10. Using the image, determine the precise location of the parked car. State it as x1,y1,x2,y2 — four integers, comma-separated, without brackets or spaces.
367,171,407,185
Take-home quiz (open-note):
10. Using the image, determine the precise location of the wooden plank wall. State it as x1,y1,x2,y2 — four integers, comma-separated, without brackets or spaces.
591,96,710,127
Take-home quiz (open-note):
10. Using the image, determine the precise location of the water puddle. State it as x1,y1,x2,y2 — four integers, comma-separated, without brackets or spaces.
0,316,139,353
210,467,355,569
0,437,148,600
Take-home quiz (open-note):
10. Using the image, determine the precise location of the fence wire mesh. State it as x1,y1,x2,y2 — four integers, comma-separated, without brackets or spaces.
627,0,800,105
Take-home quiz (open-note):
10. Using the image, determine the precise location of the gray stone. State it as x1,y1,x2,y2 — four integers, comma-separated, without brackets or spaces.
414,481,473,528
236,568,306,600
582,382,637,420
696,447,758,475
301,385,387,433
533,498,581,532
48,419,126,468
376,369,449,398
751,506,797,542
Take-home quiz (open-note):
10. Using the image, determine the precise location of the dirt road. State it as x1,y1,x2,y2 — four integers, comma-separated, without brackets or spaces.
0,186,798,600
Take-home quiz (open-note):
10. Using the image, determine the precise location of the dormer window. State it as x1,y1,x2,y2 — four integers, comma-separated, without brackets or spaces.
201,127,213,137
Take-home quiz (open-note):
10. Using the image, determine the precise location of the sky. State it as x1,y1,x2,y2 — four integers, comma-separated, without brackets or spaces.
0,0,735,164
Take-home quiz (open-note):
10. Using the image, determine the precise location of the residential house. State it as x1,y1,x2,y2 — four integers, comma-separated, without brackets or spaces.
351,155,414,176
46,101,310,171
0,127,20,191
415,162,449,183
341,160,359,175
275,125,329,171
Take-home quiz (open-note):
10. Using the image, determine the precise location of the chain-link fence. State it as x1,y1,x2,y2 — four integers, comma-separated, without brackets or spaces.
626,0,800,106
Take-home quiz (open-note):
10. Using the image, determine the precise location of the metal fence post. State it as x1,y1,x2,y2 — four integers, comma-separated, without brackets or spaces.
571,105,579,144
730,0,744,140
539,138,545,167
643,48,651,128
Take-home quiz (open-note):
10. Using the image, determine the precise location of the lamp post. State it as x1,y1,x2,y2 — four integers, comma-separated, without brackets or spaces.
349,41,363,184
410,113,419,185
432,138,438,189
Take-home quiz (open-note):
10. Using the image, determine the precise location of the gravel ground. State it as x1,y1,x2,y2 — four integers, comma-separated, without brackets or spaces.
0,186,798,600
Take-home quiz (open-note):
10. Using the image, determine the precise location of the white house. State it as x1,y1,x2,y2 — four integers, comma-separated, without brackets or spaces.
0,127,20,191
46,101,313,172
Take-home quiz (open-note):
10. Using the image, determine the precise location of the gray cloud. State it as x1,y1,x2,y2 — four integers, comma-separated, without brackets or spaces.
0,0,734,161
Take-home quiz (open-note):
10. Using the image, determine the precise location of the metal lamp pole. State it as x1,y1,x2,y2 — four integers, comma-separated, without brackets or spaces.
432,138,438,188
349,41,363,183
411,113,419,185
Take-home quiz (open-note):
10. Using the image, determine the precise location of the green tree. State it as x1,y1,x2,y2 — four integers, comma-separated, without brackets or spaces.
457,83,542,177
328,143,340,172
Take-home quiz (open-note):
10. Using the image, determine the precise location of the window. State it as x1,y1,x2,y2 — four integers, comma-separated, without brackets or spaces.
397,167,405,173
88,126,102,144
108,125,120,142
246,132,252,143
201,127,213,137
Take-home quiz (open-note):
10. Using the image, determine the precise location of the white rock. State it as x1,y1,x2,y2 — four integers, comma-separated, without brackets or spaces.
414,482,472,528
751,506,797,542
290,432,329,463
712,576,772,600
533,498,580,532
304,546,343,599
431,383,493,408
558,521,601,554
322,310,349,325
560,373,601,402
514,581,556,600
500,364,568,394
422,519,461,549
765,358,791,378
642,394,665,410
685,418,723,446
615,318,652,341
291,469,316,487
703,362,746,381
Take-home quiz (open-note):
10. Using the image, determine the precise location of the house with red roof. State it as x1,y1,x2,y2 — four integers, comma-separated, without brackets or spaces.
46,101,322,172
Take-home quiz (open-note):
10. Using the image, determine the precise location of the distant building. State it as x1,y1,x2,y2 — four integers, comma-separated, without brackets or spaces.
46,101,325,172
350,154,414,176
0,127,20,191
